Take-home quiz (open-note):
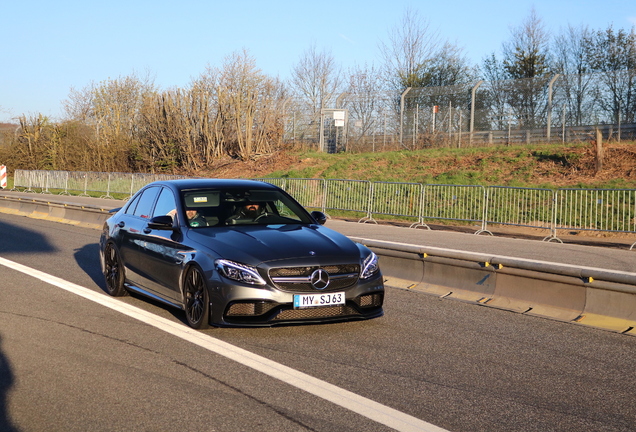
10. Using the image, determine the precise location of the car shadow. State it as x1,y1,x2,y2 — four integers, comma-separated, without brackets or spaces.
0,219,56,255
73,243,191,326
0,336,20,432
73,243,106,292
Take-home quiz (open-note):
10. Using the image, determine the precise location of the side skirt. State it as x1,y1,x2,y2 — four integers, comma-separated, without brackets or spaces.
124,283,184,310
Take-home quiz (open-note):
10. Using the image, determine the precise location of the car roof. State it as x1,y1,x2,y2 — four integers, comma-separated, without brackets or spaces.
150,179,278,192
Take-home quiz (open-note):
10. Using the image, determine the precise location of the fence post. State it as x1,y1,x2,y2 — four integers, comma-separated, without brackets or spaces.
475,186,493,235
130,174,136,198
79,173,89,197
542,189,561,242
546,74,560,142
321,179,328,215
470,81,484,147
42,171,52,194
400,87,412,148
359,181,375,223
25,171,34,193
411,183,430,229
101,173,113,199
631,189,636,250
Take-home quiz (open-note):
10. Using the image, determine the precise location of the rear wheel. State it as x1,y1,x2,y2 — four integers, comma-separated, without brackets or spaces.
184,266,210,329
103,243,127,297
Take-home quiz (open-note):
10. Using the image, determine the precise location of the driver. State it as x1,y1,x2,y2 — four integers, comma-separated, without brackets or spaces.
228,202,265,222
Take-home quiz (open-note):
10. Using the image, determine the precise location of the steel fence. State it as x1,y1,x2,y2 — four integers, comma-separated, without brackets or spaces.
13,170,186,198
9,169,636,249
325,179,372,219
285,179,326,211
485,186,558,241
368,182,423,226
421,184,488,232
555,189,636,233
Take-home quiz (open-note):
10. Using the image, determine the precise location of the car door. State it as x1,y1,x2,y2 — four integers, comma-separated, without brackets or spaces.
117,186,161,288
135,186,189,302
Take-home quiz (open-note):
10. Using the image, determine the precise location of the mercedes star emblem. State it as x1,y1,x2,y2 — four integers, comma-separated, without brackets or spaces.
310,269,330,290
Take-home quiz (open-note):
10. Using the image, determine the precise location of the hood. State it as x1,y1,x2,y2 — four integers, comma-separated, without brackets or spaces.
186,224,361,265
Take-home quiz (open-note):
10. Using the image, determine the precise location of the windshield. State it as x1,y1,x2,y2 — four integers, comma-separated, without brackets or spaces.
180,188,315,228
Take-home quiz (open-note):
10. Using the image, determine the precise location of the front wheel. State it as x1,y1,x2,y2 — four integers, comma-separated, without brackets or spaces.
103,243,128,297
183,266,210,329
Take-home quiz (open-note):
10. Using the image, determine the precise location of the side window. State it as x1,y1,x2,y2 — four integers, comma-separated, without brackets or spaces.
124,193,142,215
274,200,301,221
153,188,177,218
132,187,160,219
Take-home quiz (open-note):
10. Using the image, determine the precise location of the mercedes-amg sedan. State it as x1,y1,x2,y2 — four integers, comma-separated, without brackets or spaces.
99,179,384,328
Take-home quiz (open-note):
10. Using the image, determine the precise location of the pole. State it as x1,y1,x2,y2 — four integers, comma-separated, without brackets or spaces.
400,87,412,147
448,101,452,145
470,81,483,147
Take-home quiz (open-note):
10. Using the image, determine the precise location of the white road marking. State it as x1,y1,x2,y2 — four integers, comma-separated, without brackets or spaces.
0,256,450,432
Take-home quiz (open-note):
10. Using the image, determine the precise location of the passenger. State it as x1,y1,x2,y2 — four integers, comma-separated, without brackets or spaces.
185,209,207,227
168,208,207,227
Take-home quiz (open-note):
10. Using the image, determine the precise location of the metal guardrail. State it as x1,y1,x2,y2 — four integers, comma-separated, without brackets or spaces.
11,169,636,249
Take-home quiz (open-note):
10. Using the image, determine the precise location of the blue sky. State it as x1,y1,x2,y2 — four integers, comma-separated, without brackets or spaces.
1,0,634,122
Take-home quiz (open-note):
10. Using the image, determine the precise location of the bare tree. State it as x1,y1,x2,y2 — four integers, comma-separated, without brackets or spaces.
215,49,287,160
63,84,96,123
500,8,552,128
378,7,442,91
552,25,596,125
290,43,342,117
502,8,551,79
61,73,155,171
585,26,636,123
342,64,385,149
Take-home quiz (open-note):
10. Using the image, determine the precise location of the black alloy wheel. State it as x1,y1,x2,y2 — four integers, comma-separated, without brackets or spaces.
184,266,210,329
103,243,127,297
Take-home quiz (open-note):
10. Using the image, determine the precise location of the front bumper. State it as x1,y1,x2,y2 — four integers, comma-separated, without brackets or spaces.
209,272,385,327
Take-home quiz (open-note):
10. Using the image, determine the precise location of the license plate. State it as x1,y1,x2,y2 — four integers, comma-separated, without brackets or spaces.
293,292,345,309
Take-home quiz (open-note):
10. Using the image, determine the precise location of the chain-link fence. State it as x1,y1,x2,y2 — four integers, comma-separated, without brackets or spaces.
283,69,636,152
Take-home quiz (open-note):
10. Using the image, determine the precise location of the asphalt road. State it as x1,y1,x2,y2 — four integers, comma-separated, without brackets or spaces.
1,212,636,432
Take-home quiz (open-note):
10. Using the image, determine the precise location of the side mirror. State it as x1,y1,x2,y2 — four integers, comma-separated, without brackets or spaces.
310,211,327,225
147,215,174,230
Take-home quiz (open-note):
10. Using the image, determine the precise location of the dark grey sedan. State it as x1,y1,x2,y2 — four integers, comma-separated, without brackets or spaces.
99,179,384,328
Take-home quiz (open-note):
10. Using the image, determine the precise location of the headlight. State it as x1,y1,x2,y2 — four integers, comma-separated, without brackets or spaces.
360,252,379,279
216,259,266,285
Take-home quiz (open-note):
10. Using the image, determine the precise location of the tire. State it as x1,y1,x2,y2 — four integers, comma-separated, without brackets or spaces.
183,266,210,329
103,242,128,297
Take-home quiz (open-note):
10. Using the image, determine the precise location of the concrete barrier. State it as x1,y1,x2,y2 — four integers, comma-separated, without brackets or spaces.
1,192,635,336
0,195,111,229
353,237,636,336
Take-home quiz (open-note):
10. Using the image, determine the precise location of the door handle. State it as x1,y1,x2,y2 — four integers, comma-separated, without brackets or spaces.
117,221,125,228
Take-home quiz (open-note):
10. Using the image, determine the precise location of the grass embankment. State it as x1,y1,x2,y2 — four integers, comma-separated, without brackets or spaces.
259,142,636,189
3,141,636,191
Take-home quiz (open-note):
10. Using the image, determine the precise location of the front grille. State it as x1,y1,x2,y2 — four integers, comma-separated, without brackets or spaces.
269,264,360,293
272,305,360,321
353,293,384,308
224,293,383,325
226,301,277,316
